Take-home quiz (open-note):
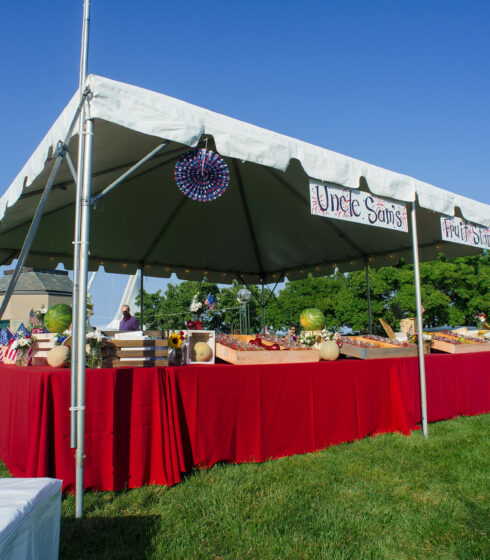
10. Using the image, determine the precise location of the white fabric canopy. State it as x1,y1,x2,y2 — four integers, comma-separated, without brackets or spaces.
0,75,488,282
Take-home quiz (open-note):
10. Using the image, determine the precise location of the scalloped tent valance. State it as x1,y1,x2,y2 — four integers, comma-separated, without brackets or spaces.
0,75,488,283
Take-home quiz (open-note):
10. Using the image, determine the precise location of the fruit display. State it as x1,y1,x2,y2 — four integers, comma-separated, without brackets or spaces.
340,335,419,359
44,304,72,333
215,334,320,365
430,331,490,354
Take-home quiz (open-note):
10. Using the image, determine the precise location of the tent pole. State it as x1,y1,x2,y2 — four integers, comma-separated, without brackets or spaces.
261,282,266,332
0,142,73,322
140,266,144,330
411,201,428,438
75,118,94,519
366,263,372,334
0,81,85,322
71,0,91,450
91,142,168,205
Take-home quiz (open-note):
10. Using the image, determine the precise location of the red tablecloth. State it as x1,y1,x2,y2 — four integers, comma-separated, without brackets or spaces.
0,353,488,492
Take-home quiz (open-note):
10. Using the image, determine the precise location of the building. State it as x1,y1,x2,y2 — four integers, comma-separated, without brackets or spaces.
0,268,72,331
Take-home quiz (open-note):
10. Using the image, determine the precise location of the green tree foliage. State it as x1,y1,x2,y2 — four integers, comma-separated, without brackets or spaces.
135,254,489,334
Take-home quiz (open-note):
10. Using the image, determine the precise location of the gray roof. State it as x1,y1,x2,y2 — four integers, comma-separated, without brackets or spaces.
0,268,72,295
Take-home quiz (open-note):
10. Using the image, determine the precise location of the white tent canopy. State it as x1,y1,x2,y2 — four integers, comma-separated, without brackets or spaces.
0,74,488,284
1,70,488,518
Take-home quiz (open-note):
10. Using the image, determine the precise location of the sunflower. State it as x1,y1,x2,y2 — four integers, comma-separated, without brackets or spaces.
169,333,183,349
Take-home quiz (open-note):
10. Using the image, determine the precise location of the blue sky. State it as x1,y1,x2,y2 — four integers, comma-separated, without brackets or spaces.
0,1,489,325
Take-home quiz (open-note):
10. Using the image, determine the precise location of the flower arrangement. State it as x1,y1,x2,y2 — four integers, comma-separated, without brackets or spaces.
87,293,94,318
12,335,35,366
54,328,72,346
298,329,342,347
475,312,487,325
29,305,47,329
86,329,107,368
169,331,185,349
409,332,433,345
189,295,203,314
321,329,343,346
298,331,320,347
169,331,186,365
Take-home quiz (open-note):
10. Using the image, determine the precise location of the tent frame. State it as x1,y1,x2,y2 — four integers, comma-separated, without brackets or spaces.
9,0,476,517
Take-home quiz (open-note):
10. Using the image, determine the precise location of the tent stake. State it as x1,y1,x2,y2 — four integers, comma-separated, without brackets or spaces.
411,201,428,438
75,118,94,519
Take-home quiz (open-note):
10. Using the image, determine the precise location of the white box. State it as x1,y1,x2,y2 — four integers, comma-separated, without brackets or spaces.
183,330,215,364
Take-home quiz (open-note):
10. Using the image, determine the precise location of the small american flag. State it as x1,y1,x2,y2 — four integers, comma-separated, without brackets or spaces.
204,293,216,311
4,339,18,363
0,328,13,364
29,308,40,327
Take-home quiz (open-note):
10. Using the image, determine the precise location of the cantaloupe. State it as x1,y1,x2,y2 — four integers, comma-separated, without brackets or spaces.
47,345,70,368
192,341,213,362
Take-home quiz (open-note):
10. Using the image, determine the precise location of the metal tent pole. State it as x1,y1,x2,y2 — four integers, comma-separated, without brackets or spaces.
366,263,372,334
261,282,266,332
0,153,65,321
411,201,428,438
71,0,91,450
75,118,94,518
0,94,85,323
140,266,144,329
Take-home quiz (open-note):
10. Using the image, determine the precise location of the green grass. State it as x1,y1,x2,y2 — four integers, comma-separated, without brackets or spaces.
1,415,489,559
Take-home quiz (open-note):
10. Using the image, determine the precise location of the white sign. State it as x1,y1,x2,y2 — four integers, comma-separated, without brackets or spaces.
310,181,408,232
440,216,490,249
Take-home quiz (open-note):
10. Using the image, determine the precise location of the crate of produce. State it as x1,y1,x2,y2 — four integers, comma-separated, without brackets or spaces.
340,335,419,360
215,334,320,365
102,338,168,367
431,332,490,354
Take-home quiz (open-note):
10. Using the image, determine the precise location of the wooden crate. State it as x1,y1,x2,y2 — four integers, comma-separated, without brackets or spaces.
183,330,216,365
400,318,416,333
340,336,419,360
102,338,168,367
31,333,57,366
431,333,490,354
216,335,320,365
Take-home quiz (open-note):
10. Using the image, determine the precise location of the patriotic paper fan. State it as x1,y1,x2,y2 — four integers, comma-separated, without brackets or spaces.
175,149,229,202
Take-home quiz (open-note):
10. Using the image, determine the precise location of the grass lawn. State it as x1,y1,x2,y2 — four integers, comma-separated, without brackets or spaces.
1,414,489,559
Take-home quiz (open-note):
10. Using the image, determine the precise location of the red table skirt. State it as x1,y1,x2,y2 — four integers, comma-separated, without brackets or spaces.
0,353,488,492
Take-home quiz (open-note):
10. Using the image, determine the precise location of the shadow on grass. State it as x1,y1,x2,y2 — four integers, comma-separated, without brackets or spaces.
60,515,160,560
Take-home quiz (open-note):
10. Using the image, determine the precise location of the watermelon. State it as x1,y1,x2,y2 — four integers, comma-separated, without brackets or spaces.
44,304,72,333
299,308,326,331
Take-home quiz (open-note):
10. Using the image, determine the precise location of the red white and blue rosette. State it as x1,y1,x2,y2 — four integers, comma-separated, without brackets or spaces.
175,149,229,202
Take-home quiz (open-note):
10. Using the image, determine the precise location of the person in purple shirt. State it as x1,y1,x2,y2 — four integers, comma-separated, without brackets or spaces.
119,305,140,331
